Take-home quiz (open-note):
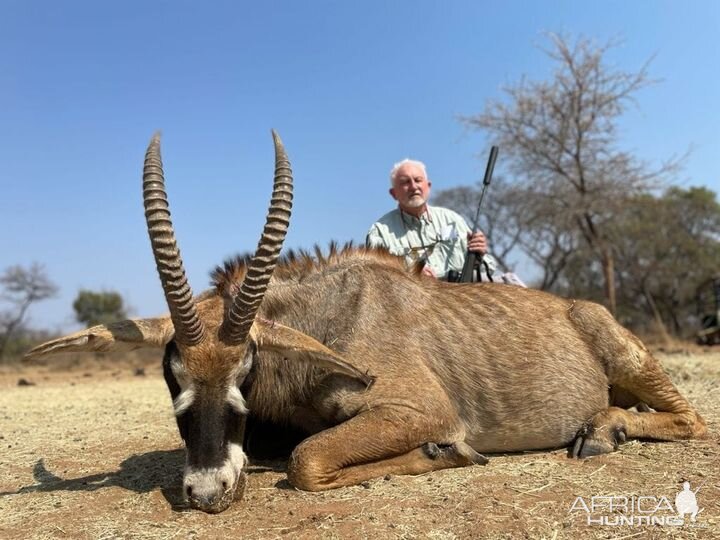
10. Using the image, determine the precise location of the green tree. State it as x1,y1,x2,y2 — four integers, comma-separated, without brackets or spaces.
552,187,720,336
612,187,720,336
73,290,128,327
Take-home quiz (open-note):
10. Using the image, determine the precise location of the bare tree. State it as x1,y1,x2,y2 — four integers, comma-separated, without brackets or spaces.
0,263,58,359
463,34,681,313
435,178,579,288
433,176,526,271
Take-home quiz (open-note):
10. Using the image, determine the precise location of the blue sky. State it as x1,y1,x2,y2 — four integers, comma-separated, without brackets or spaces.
1,1,718,332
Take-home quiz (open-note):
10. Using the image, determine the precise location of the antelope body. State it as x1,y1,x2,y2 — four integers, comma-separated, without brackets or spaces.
27,133,707,513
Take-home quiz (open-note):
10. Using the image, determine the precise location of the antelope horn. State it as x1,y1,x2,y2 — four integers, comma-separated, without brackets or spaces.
142,133,205,346
221,130,293,344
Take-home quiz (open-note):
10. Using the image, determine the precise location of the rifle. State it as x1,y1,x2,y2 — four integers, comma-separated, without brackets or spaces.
458,146,498,283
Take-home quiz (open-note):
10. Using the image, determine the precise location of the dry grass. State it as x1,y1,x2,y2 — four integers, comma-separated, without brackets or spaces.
0,351,718,539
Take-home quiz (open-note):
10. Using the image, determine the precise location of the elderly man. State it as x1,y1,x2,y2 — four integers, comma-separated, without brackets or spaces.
366,158,499,281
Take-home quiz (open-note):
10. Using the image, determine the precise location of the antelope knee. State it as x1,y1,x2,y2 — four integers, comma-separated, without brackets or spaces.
689,412,708,438
286,446,335,491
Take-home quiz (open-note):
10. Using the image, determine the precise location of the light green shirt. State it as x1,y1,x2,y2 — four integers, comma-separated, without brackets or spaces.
366,206,497,279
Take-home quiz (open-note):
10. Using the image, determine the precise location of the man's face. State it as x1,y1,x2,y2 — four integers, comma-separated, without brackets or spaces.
390,163,431,214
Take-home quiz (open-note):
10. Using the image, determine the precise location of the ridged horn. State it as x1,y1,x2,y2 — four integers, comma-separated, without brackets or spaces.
220,130,293,344
142,133,205,346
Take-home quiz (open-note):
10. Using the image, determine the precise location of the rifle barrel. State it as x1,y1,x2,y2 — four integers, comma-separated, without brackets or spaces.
471,146,499,232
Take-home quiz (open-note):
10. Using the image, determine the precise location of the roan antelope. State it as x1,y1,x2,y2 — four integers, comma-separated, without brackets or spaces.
26,132,707,513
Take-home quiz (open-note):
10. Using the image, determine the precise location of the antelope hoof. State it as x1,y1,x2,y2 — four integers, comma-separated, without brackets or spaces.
570,422,627,458
422,442,489,465
422,442,442,459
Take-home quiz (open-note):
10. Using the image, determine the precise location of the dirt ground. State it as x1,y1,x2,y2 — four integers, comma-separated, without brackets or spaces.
0,349,718,540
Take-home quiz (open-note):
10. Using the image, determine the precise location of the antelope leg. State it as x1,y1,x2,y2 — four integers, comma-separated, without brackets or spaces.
286,409,485,491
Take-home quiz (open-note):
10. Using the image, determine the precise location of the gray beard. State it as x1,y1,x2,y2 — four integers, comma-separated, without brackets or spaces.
405,196,427,208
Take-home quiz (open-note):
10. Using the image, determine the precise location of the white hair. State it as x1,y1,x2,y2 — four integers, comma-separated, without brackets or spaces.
389,159,427,186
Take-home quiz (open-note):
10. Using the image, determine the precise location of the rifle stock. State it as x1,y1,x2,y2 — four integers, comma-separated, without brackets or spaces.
459,251,479,283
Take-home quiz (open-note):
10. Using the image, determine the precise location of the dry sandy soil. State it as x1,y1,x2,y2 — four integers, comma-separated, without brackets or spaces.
0,349,718,540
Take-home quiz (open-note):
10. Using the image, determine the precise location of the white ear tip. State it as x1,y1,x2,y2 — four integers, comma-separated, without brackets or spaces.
70,336,91,347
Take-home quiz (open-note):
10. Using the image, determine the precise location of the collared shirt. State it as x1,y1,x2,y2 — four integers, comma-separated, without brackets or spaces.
366,205,497,280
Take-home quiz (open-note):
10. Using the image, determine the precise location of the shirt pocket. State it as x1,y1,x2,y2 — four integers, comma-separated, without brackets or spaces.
438,223,458,241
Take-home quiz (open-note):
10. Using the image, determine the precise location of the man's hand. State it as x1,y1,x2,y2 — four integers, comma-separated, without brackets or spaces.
421,265,436,278
467,231,489,255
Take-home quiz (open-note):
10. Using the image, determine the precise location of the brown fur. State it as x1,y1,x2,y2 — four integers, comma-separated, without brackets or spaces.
211,243,410,295
200,245,707,490
27,244,707,496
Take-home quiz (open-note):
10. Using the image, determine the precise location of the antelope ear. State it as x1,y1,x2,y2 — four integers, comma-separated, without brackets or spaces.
251,319,374,386
24,318,175,360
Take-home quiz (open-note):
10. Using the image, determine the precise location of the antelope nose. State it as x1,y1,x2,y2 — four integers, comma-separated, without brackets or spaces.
183,469,241,513
188,493,226,513
194,493,214,507
185,483,222,511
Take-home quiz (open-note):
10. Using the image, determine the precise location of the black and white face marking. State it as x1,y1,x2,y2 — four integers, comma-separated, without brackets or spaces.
161,341,256,513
